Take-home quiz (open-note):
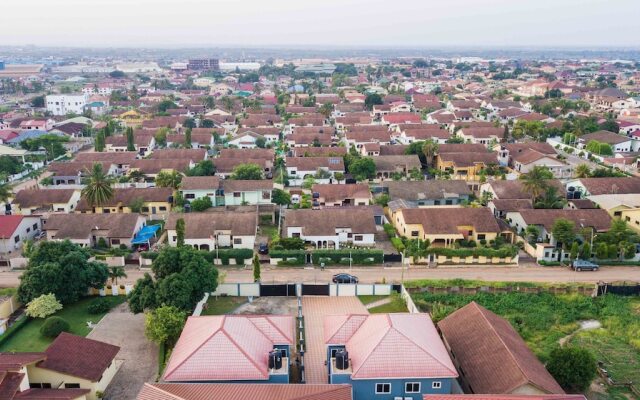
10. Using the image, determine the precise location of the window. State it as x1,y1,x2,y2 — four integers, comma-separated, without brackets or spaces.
14,235,19,243
375,383,391,394
411,231,419,237
354,235,363,241
111,239,120,245
477,234,486,240
445,199,453,205
432,381,442,389
292,233,300,238
234,192,241,198
64,383,81,389
159,206,167,211
29,383,52,389
26,228,30,233
233,238,242,244
33,223,38,230
405,382,420,393
262,191,271,199
185,194,195,199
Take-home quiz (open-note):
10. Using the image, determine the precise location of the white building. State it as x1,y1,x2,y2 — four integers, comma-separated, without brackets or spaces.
46,93,88,116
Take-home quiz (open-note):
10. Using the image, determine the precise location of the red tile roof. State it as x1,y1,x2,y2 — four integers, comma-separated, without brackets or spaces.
38,333,120,382
138,383,352,400
0,216,24,239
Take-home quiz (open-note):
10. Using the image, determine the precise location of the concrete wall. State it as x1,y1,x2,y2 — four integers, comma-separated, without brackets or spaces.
212,283,261,297
329,284,392,296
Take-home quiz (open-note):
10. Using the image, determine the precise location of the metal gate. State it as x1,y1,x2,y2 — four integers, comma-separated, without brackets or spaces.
597,283,640,296
301,284,330,296
383,253,402,263
260,284,297,296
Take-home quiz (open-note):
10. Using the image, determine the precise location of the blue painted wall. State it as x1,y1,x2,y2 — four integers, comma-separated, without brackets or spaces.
351,377,453,400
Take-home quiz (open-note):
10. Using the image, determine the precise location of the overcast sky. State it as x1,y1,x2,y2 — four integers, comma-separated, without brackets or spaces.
2,0,638,48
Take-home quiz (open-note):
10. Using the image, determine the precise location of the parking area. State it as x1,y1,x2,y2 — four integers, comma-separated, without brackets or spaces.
301,296,368,384
232,296,298,315
87,302,158,400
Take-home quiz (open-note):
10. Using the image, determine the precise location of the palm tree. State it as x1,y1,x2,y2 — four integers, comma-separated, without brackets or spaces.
108,266,127,285
155,171,182,189
0,182,11,205
534,186,566,209
520,166,552,201
575,164,591,178
82,163,113,207
422,140,438,168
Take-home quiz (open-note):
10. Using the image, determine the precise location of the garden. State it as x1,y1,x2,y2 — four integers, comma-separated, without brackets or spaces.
409,280,640,398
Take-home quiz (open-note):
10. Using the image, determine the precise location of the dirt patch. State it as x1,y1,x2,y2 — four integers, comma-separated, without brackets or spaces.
232,297,298,315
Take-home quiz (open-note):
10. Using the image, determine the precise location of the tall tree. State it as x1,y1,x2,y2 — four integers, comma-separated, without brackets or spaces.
82,163,113,207
176,218,185,247
421,140,438,168
230,163,264,180
184,127,192,148
0,182,11,205
520,166,553,201
155,171,182,189
534,186,566,209
574,164,591,178
108,266,127,285
145,305,186,346
253,254,261,282
94,130,105,152
552,218,576,250
126,127,135,151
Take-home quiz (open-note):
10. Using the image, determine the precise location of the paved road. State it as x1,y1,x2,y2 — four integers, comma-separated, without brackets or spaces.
2,265,638,287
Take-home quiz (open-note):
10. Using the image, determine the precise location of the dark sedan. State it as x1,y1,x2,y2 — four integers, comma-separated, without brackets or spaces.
332,273,359,284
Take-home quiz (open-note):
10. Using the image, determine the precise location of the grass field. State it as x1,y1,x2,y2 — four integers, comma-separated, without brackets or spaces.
200,296,247,316
357,295,387,305
358,294,408,313
0,296,126,352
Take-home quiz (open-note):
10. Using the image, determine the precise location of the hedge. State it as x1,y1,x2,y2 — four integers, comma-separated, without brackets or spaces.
538,260,562,266
140,251,159,260
269,250,306,265
311,249,384,265
426,246,518,259
390,238,405,252
0,315,30,347
198,249,253,265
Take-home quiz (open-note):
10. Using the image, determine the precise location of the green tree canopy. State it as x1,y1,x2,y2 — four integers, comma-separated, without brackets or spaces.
348,157,376,181
144,305,186,346
230,163,263,180
551,218,576,250
546,347,596,393
155,170,182,189
186,160,216,176
271,188,291,206
82,162,114,207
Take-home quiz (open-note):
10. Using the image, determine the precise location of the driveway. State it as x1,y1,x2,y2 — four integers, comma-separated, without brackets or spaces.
87,302,158,400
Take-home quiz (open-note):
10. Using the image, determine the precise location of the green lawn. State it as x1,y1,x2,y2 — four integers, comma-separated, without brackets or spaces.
368,294,408,313
0,296,126,352
358,295,388,305
201,296,247,316
259,224,279,241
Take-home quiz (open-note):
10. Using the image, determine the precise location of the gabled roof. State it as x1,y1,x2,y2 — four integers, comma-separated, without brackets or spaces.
138,383,352,400
38,333,119,382
438,302,564,394
578,177,640,195
0,216,25,239
163,315,295,382
324,314,457,380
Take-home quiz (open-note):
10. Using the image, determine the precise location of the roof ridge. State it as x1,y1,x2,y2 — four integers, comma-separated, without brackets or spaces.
163,316,226,380
469,302,530,391
247,315,292,344
141,383,185,400
351,317,392,378
221,323,269,379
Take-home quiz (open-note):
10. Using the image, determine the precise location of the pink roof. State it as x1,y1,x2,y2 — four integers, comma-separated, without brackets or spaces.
0,216,24,239
163,315,295,382
383,113,422,124
324,314,458,380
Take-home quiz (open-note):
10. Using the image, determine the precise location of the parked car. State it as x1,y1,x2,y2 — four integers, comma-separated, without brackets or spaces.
571,259,599,271
332,273,359,284
258,242,269,254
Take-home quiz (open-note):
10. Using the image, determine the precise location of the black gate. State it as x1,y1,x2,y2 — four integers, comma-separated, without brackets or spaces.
260,284,297,296
597,283,640,296
384,253,402,263
301,284,330,296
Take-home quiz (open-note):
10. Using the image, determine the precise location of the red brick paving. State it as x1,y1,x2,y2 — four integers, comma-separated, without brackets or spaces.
302,297,368,384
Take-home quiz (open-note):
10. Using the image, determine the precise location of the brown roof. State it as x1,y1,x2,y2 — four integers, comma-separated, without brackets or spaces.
129,159,192,174
38,333,119,382
438,144,487,154
460,127,503,139
76,187,172,211
213,158,269,174
487,180,564,200
0,353,47,371
74,151,137,164
345,130,391,143
0,372,24,399
284,208,376,236
384,180,472,201
222,180,273,192
439,152,498,168
373,155,422,172
150,149,207,161
580,130,630,145
105,133,154,147
312,183,371,202
490,199,533,212
286,157,345,172
438,302,564,394
137,383,352,400
292,147,348,157
13,189,76,208
44,213,143,239
518,209,612,232
48,161,113,177
218,148,274,159
166,211,257,237
180,176,221,190
288,133,332,146
379,144,409,156
578,177,640,195
401,208,501,234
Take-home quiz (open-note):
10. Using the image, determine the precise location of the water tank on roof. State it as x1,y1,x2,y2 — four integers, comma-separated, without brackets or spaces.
335,349,349,370
268,350,283,370
183,203,191,213
312,192,320,199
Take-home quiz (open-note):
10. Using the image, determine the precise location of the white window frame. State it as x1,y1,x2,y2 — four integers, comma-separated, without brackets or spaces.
375,383,391,394
405,382,421,393
432,381,442,389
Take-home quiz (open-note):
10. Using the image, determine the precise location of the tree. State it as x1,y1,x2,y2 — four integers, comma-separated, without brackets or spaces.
109,70,126,78
599,119,619,133
155,127,169,147
334,172,345,182
0,183,11,205
81,163,113,207
128,197,145,213
547,347,596,393
318,103,333,118
421,140,438,168
255,136,266,148
364,93,383,110
203,96,215,109
574,164,591,178
186,160,216,176
580,242,591,260
348,157,376,181
94,130,105,152
551,218,576,250
40,316,70,338
108,266,127,285
569,241,580,260
534,186,565,209
230,163,263,180
18,241,109,304
127,273,158,313
253,254,261,282
144,305,186,346
25,293,63,319
502,125,509,142
190,196,212,211
156,99,178,113
272,188,291,206
525,225,541,244
176,218,185,247
155,170,182,189
31,95,45,108
520,166,553,200
126,127,135,151
184,128,192,148
201,119,215,128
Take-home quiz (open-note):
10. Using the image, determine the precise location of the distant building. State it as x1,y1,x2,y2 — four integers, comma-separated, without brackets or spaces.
0,61,5,70
188,58,220,71
46,93,88,116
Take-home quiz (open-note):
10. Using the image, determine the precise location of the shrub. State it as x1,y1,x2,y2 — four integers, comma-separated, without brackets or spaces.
390,237,405,252
40,316,70,338
87,299,113,314
190,196,212,212
25,293,63,319
383,223,396,238
140,251,159,260
197,249,253,265
311,249,383,265
426,245,518,259
270,250,306,265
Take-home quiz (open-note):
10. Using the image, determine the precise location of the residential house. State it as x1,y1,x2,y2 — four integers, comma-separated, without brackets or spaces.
165,211,257,250
114,109,151,128
137,383,352,400
0,215,41,260
216,148,274,178
424,395,585,400
458,127,503,146
382,180,472,206
180,176,222,205
480,180,564,201
438,302,565,396
343,130,391,149
286,132,333,147
222,180,274,206
496,143,571,178
149,148,207,162
283,207,376,249
128,159,193,180
391,207,504,247
12,189,80,215
373,155,422,179
578,130,635,153
397,127,451,144
47,161,119,185
324,313,458,400
286,157,344,182
436,151,498,182
75,187,172,216
312,183,371,207
0,332,121,400
43,213,146,248
46,94,88,116
162,315,294,382
105,133,155,156
228,131,266,148
565,177,640,197
381,113,422,126
236,127,280,143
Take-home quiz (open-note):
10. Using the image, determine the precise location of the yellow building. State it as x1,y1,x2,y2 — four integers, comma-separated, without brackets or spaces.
115,109,150,128
436,152,498,181
75,187,173,216
620,208,640,233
